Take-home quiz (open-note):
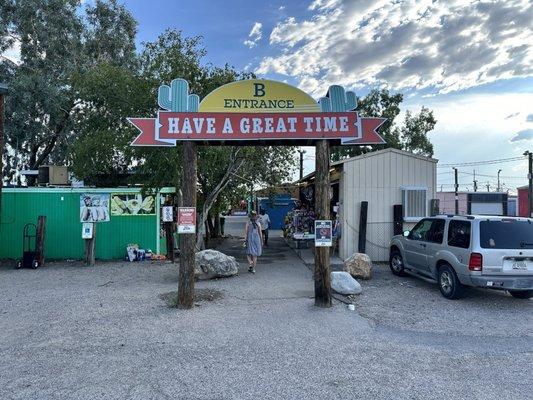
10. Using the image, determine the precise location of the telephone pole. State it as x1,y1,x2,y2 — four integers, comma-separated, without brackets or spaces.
486,182,490,192
473,170,478,192
525,151,533,218
453,168,459,215
297,149,306,180
497,169,502,192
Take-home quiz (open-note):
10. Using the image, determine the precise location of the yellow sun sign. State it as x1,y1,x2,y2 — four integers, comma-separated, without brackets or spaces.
198,79,320,113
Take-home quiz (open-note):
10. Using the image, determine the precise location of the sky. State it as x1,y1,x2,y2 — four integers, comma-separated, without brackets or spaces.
7,0,533,192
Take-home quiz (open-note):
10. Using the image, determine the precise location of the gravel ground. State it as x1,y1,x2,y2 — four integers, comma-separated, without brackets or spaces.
0,232,532,400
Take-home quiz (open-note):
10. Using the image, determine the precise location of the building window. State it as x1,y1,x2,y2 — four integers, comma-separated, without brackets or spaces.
402,187,427,222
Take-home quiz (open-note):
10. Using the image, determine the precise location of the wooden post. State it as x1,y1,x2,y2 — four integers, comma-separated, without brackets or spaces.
85,224,96,266
35,215,46,266
164,197,175,262
314,139,331,307
358,201,368,253
178,141,197,309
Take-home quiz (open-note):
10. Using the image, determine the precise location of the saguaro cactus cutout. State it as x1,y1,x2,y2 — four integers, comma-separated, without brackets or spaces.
158,78,200,112
319,85,357,112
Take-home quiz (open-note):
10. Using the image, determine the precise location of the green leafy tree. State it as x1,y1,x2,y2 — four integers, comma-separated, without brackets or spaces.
0,0,137,184
330,89,436,161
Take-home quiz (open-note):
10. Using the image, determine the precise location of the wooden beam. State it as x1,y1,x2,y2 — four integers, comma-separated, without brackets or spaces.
178,141,197,308
85,224,96,267
35,215,46,266
358,201,368,253
314,139,332,307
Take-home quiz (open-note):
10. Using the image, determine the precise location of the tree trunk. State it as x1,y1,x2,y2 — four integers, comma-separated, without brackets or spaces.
178,141,197,309
314,140,332,307
213,213,220,238
206,211,215,238
195,149,244,249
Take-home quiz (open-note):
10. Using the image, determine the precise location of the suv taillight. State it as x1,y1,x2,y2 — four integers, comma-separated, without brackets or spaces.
469,253,483,271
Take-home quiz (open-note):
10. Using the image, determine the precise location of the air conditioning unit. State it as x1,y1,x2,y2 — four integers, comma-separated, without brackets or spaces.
38,165,69,185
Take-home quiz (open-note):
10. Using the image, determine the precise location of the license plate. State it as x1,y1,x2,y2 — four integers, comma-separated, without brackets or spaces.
511,261,527,271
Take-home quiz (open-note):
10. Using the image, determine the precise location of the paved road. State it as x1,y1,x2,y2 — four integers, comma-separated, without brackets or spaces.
0,234,531,400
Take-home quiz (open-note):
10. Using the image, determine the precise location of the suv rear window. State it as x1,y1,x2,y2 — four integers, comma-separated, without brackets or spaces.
448,220,471,249
480,220,533,249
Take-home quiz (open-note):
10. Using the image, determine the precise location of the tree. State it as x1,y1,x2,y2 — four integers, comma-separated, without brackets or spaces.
330,89,436,161
0,0,137,184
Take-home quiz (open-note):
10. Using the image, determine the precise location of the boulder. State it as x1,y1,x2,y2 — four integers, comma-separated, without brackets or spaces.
194,249,239,280
343,252,373,280
331,271,362,295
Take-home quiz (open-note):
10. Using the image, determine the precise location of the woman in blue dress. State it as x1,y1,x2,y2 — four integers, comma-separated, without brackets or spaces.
244,211,263,273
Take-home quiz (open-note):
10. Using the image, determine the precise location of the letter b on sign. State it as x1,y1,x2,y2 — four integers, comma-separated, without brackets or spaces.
253,83,265,97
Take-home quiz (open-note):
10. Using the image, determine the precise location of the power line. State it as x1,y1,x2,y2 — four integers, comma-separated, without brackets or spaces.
437,156,526,168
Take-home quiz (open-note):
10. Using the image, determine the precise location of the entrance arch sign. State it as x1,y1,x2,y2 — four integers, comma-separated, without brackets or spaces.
127,77,386,310
128,78,385,147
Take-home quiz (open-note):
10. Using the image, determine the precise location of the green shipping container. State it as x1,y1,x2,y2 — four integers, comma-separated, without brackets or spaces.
0,187,175,260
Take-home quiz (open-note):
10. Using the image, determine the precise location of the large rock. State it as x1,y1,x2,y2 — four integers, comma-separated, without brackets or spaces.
343,252,373,280
331,271,362,295
194,249,239,280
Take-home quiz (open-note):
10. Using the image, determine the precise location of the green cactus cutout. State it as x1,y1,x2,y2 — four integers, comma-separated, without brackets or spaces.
325,85,357,112
319,97,331,112
158,78,199,111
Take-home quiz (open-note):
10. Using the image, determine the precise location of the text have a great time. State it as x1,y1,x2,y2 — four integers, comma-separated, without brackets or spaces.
162,113,356,136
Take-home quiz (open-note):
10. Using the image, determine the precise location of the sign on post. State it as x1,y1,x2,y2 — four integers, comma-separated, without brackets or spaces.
314,220,333,247
81,222,93,239
178,207,196,234
162,206,174,222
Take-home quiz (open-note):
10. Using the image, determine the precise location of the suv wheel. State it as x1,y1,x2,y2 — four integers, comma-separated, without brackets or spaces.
438,264,463,299
389,249,406,276
509,290,533,299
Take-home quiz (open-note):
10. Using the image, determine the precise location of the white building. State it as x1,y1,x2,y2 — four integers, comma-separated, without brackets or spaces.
298,148,437,262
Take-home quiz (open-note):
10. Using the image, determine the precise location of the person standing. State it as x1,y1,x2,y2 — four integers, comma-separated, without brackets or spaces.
244,211,262,273
259,209,271,246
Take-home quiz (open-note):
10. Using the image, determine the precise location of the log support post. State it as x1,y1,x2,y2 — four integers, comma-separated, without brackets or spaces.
178,142,197,308
314,139,332,307
85,224,96,267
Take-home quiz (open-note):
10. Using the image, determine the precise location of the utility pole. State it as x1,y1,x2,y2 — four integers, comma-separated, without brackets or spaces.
297,149,306,180
497,169,502,192
453,168,459,215
473,170,478,192
486,182,490,192
525,151,533,218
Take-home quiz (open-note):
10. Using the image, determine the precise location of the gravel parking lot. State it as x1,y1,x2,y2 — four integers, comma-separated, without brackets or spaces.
0,235,531,400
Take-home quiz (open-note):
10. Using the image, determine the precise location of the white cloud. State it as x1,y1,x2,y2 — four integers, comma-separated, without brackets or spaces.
257,0,533,97
405,92,532,188
243,22,263,49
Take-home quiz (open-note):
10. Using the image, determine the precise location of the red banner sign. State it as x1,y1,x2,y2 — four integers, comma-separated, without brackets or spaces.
128,112,385,146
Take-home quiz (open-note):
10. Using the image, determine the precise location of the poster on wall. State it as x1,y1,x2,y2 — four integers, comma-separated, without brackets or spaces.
314,220,332,247
80,194,110,222
110,194,155,216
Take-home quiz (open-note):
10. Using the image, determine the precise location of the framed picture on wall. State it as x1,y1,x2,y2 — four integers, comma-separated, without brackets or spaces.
110,193,155,216
80,193,110,222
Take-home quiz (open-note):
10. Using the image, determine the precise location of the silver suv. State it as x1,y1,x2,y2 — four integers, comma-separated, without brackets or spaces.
389,215,533,299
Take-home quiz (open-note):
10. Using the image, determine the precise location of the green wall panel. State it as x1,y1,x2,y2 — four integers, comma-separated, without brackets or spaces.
0,188,169,260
